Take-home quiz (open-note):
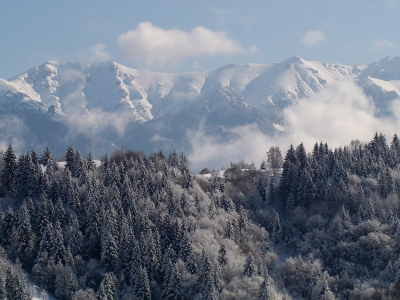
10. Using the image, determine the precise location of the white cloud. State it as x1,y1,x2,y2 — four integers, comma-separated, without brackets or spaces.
117,22,246,68
372,39,394,51
187,124,277,171
282,80,396,148
302,31,326,47
187,80,400,170
62,91,127,138
88,43,111,61
0,115,30,153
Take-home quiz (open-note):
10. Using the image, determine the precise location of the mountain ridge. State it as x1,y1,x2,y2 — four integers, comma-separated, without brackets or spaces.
1,56,400,159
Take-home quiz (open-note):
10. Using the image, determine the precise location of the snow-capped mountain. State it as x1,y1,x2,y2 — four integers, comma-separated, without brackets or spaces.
1,56,400,157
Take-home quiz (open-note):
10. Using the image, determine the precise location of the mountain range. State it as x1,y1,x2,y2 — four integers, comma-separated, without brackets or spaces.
1,56,400,158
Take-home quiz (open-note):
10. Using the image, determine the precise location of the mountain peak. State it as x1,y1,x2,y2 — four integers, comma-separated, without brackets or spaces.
283,56,304,64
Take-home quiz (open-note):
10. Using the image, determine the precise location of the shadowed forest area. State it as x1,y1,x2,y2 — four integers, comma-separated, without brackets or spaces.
0,133,399,299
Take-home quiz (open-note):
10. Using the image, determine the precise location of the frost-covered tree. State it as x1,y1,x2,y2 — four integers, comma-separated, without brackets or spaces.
243,254,257,277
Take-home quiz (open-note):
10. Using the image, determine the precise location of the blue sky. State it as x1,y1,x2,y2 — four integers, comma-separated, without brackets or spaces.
1,0,400,79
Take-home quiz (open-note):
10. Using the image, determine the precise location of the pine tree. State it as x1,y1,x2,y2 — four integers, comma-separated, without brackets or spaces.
285,192,295,218
3,206,15,246
130,242,142,286
65,216,83,256
197,251,214,293
65,146,75,173
214,263,223,293
133,267,151,300
54,263,79,300
0,273,6,300
391,271,400,299
179,231,198,274
143,232,160,281
120,226,136,276
257,179,267,201
218,244,228,267
100,227,119,271
51,221,67,264
86,151,96,171
96,273,116,300
258,275,272,300
200,271,217,300
220,194,235,212
365,198,376,220
272,212,282,246
16,200,36,268
5,267,30,300
243,254,257,277
1,145,17,196
162,263,185,300
267,179,275,204
280,144,298,201
161,244,177,277
357,204,364,225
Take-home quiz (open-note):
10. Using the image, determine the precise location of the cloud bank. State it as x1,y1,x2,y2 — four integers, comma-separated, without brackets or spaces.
187,80,400,171
62,91,127,139
117,22,246,68
302,30,326,47
88,43,111,61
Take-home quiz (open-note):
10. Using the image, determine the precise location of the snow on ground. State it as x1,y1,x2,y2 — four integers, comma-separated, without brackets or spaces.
29,283,57,300
56,160,102,169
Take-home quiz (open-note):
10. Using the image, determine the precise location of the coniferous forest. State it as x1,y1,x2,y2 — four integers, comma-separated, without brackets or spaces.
2,133,400,299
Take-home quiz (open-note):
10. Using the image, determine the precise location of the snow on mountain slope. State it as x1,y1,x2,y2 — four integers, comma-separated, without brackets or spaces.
8,61,208,122
201,63,271,93
357,56,400,81
241,56,353,116
1,56,400,158
0,78,45,111
359,77,400,115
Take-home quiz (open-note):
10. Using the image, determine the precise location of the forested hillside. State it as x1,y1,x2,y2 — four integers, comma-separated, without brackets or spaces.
1,133,400,299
